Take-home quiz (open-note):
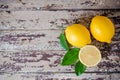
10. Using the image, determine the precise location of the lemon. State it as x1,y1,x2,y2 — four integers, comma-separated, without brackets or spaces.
90,16,115,43
65,24,91,48
79,45,101,67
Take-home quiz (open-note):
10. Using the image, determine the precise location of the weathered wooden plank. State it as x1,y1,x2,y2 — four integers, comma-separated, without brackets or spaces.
0,0,120,11
0,30,119,51
0,11,120,30
0,51,119,73
111,73,120,80
0,0,119,80
0,30,62,50
0,72,110,80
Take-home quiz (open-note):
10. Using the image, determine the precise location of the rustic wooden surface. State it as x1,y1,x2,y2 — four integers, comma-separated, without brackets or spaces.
0,0,120,80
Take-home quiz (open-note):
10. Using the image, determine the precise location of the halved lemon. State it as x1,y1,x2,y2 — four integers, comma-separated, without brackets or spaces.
79,45,101,67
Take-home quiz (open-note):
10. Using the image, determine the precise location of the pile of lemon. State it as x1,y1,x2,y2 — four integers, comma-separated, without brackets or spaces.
63,16,115,67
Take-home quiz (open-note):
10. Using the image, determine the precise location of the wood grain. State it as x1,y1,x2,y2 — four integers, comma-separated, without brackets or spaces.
0,51,119,73
0,0,120,79
0,0,120,11
0,73,112,80
111,73,120,80
0,30,62,50
0,11,120,30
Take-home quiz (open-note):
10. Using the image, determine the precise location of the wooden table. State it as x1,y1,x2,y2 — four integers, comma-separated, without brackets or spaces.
0,0,120,80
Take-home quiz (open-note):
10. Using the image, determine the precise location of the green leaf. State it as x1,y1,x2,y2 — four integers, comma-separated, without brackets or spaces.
60,33,69,51
61,48,80,66
75,61,86,76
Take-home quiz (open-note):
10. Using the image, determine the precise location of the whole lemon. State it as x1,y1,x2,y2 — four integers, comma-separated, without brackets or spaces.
65,24,91,48
90,16,115,43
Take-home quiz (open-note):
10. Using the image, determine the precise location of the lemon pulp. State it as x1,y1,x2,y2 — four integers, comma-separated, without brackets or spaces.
79,45,101,67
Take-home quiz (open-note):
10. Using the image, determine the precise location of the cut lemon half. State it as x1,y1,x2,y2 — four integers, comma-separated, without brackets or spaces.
79,45,101,67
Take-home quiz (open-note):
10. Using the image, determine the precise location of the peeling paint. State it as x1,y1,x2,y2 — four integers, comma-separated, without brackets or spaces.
0,0,120,79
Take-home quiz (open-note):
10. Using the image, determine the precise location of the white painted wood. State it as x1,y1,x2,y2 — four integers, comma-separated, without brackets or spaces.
0,30,62,50
0,51,119,73
0,73,110,80
111,73,120,80
0,0,119,79
0,11,120,30
0,0,120,11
